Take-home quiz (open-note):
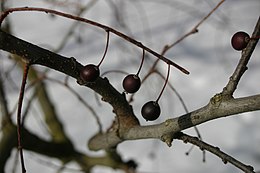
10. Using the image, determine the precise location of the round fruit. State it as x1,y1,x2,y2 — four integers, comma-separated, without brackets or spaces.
141,101,161,121
123,74,141,93
231,31,250,51
80,64,100,82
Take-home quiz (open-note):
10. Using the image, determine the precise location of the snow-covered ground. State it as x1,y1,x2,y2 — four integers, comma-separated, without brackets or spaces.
1,0,260,173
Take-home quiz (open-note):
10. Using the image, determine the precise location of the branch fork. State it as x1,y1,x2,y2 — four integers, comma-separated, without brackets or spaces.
0,6,259,173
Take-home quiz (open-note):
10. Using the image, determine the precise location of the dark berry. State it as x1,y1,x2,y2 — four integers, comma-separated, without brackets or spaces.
231,31,250,51
126,160,138,169
123,74,141,93
141,101,161,121
80,64,100,82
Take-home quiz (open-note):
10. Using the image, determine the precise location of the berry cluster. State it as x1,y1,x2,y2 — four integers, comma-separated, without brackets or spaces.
80,31,173,122
79,30,259,122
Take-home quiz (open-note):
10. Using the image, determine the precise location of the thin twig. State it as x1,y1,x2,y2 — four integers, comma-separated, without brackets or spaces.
222,16,260,97
175,132,255,173
17,63,30,173
162,0,225,53
0,7,189,74
140,0,226,98
54,0,99,52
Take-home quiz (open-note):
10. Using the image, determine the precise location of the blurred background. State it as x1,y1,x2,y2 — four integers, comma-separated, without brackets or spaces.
0,0,260,172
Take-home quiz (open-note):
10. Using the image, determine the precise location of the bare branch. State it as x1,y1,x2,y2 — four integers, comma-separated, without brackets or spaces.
0,7,189,74
222,17,260,97
0,29,140,130
0,7,259,172
1,28,260,152
162,0,225,53
175,132,255,173
88,94,260,150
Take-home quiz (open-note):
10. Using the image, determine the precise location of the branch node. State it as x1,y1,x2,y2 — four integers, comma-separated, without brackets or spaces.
136,41,143,47
192,28,199,34
164,119,171,126
76,78,86,85
222,158,228,164
210,93,222,106
215,146,220,151
161,134,173,147
70,57,77,70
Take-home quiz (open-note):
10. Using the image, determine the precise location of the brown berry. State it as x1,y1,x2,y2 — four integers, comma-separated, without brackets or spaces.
123,74,141,93
231,31,250,51
141,101,161,121
80,64,100,82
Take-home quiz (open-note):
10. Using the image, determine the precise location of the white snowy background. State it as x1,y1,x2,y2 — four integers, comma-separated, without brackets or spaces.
1,0,260,173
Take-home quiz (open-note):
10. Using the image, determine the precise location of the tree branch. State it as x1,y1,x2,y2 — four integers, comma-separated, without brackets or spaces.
87,18,260,173
0,15,259,173
163,0,225,52
1,27,260,152
0,29,82,78
0,122,134,172
222,16,260,97
174,132,255,173
0,29,140,129
88,94,260,150
0,7,189,74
